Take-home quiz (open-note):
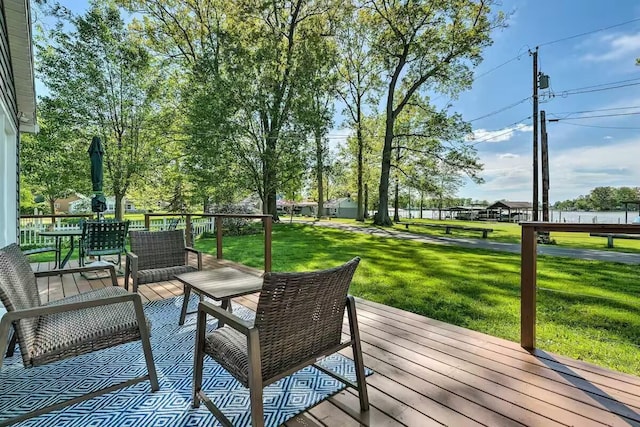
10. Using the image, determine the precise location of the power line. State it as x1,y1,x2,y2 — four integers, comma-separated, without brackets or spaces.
549,105,640,116
558,82,640,97
470,116,532,145
551,122,640,130
559,77,640,93
470,17,640,82
468,97,531,122
538,17,640,47
549,111,640,121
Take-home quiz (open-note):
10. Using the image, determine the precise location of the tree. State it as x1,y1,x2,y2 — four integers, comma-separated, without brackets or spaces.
589,186,616,211
36,1,165,219
20,99,88,214
364,0,502,225
335,8,382,221
124,0,337,220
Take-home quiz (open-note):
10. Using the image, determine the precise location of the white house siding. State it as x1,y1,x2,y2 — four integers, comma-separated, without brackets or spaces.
1,0,36,247
0,100,18,246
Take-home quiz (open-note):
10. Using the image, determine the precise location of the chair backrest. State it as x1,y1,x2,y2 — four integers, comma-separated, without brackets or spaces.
167,218,180,231
0,244,42,366
82,220,129,256
254,257,360,382
129,230,187,270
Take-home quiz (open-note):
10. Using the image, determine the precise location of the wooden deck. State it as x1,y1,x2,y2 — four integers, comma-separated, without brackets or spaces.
31,256,640,427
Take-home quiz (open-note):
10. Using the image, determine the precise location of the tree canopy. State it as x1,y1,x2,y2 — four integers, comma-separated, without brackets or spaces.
25,0,506,223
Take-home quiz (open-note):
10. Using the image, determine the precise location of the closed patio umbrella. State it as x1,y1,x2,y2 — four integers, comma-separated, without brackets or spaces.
88,136,106,218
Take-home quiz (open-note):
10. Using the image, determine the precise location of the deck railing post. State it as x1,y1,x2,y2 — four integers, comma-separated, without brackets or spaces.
264,216,272,273
521,224,537,350
185,214,193,247
216,216,223,260
144,214,150,231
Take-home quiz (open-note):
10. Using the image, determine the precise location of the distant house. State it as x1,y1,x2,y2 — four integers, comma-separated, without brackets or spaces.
325,197,358,219
55,193,85,213
105,197,136,213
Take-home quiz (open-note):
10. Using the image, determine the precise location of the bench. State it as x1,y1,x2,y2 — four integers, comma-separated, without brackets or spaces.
589,233,640,248
403,222,493,238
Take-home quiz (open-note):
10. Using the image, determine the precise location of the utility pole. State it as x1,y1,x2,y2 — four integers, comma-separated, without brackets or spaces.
531,47,539,221
541,110,549,222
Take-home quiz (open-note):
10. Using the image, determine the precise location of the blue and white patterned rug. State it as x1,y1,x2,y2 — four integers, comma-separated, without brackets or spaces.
0,295,372,426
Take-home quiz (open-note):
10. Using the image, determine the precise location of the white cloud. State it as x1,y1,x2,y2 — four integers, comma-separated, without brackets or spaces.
582,32,640,62
604,136,613,140
465,136,640,202
469,123,532,143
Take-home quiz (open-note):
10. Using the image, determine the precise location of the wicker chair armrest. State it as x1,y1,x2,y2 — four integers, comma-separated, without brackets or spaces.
1,292,143,324
126,251,139,261
198,301,253,336
185,247,203,270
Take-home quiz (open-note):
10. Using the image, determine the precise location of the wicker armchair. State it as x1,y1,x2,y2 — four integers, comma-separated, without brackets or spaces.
79,220,129,269
192,257,369,427
125,230,202,293
0,243,159,425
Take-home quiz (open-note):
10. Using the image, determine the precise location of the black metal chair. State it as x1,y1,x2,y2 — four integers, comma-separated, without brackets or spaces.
79,220,129,270
192,257,369,427
0,243,159,425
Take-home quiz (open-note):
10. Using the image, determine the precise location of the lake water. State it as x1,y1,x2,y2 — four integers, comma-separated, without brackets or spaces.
392,209,640,224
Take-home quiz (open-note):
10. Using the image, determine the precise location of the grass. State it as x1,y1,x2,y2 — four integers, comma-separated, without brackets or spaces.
196,223,640,375
297,217,640,253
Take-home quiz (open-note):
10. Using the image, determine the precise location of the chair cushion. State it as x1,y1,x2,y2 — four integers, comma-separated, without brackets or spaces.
29,287,148,367
204,326,250,387
137,265,198,285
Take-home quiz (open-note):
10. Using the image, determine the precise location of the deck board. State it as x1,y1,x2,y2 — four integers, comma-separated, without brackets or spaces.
28,257,640,427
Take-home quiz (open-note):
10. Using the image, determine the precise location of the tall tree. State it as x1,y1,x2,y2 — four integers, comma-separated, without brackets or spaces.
36,1,165,219
335,7,382,221
125,0,337,219
20,99,88,214
364,0,502,225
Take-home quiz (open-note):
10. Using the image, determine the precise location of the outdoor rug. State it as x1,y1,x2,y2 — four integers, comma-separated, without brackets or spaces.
0,295,372,426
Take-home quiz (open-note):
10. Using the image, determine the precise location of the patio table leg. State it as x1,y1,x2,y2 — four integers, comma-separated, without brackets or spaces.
179,283,192,326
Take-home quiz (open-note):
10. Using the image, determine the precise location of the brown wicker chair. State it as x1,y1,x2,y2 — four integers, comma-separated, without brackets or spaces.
192,257,369,427
125,230,202,293
0,243,159,425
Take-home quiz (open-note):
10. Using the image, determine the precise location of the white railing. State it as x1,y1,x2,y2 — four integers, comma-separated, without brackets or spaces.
19,215,215,247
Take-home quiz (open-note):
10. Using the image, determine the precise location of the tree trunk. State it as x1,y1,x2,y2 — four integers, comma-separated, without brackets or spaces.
393,180,400,222
374,94,395,226
264,135,279,221
420,191,424,219
355,105,364,222
114,193,124,220
315,127,324,219
364,183,369,219
49,198,56,215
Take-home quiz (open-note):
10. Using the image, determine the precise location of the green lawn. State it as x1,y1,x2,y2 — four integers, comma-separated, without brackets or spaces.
298,217,640,253
196,223,640,375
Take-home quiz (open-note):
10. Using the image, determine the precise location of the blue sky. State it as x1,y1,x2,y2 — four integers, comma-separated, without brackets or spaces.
36,1,640,204
440,0,640,203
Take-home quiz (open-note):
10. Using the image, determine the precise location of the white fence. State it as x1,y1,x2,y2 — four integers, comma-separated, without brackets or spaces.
19,217,215,247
